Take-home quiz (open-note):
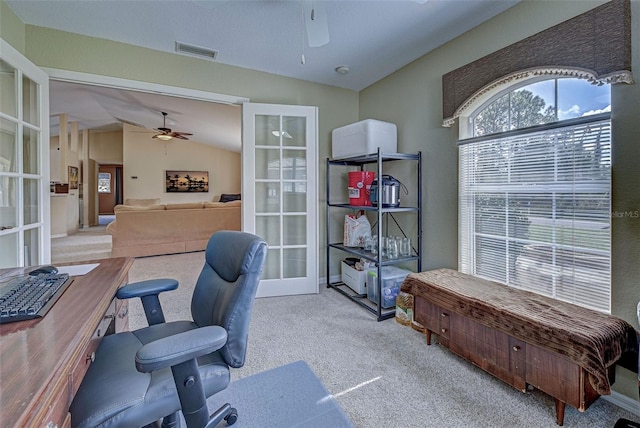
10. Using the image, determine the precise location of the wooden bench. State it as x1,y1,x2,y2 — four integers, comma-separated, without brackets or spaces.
401,268,637,426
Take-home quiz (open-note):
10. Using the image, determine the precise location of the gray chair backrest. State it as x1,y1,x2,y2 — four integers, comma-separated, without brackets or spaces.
190,231,267,368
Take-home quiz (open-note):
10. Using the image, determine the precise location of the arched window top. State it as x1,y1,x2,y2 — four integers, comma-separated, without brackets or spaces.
442,0,632,129
467,75,611,138
447,67,620,133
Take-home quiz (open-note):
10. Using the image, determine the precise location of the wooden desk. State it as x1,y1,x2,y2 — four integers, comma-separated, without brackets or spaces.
0,257,134,428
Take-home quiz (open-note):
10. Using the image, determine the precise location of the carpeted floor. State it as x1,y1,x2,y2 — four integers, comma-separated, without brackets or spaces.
51,225,112,264
128,252,640,428
52,230,640,427
208,360,354,427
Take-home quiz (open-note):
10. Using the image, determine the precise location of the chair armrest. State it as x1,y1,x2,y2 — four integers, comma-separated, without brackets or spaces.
135,326,228,373
117,279,179,325
116,278,179,299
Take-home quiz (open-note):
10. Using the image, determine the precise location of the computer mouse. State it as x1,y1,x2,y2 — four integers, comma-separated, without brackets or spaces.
29,265,58,276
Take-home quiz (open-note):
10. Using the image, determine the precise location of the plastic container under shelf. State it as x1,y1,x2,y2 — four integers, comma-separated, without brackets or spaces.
341,261,368,295
366,266,412,309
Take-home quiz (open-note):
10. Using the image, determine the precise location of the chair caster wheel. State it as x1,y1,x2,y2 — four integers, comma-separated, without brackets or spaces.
225,408,238,426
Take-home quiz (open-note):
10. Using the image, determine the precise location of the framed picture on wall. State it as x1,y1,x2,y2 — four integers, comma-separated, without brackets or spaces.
165,170,209,193
68,166,79,190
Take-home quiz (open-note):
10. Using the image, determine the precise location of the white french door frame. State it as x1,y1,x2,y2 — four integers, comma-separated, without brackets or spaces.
242,103,319,298
36,68,249,261
0,38,50,266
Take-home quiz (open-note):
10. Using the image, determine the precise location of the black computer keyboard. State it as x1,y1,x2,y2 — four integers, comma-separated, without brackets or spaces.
0,273,73,324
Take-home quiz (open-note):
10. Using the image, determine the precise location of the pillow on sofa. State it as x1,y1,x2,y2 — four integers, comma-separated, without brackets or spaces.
203,200,240,209
124,198,161,206
219,193,241,203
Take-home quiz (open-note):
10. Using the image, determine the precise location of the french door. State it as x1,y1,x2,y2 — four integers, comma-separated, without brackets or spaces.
242,103,318,297
0,39,50,267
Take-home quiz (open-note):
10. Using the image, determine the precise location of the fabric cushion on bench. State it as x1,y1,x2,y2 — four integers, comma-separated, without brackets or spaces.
402,268,638,395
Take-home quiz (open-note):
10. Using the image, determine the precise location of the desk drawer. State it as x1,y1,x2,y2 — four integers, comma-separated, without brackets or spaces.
115,299,129,333
69,298,117,399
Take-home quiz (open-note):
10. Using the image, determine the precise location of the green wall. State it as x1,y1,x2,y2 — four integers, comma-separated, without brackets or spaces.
0,0,25,53
360,0,639,399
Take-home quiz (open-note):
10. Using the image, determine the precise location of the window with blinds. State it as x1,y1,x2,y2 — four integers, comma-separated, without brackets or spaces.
459,115,611,312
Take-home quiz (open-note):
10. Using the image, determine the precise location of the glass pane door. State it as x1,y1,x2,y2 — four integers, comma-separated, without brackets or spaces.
0,40,49,267
243,103,318,297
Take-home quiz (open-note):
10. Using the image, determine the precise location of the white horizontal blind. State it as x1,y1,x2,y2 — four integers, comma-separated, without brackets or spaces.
459,117,611,312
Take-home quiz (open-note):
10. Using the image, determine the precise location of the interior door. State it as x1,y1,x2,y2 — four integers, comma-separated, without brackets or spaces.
0,39,50,267
98,164,122,215
242,103,318,297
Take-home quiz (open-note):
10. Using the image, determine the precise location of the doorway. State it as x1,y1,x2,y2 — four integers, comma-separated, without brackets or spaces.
48,70,249,232
98,164,123,216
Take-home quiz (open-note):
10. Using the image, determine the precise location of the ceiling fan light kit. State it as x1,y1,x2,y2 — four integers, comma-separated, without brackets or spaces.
152,111,193,141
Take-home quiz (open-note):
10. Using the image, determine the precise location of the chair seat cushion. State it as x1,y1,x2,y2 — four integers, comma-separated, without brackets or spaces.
71,321,230,428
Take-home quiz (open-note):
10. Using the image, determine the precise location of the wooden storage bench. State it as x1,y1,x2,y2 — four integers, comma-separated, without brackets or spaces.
401,268,637,426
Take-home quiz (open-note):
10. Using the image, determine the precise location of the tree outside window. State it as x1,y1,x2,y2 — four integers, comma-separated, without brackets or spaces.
98,172,111,193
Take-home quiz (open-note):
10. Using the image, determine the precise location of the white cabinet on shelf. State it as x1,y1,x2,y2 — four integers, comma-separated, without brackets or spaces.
326,149,422,321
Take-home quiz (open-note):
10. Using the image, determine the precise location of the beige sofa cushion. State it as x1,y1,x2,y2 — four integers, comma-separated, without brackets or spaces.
115,204,166,212
124,198,161,206
165,202,205,210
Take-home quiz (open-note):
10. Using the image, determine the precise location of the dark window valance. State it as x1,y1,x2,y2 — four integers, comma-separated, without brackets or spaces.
442,0,632,127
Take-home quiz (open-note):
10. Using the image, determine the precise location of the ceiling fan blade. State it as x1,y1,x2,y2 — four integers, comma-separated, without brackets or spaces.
304,0,329,48
173,132,193,137
172,134,190,140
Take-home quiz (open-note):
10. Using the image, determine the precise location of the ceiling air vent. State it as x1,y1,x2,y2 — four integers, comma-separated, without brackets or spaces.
175,42,218,60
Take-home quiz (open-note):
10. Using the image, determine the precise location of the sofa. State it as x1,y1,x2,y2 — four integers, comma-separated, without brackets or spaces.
106,200,241,258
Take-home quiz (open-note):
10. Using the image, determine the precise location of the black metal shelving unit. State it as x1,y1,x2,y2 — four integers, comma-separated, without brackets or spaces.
326,149,422,321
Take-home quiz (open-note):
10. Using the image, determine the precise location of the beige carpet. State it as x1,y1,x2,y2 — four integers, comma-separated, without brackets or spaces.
51,225,112,264
50,230,640,427
127,252,639,428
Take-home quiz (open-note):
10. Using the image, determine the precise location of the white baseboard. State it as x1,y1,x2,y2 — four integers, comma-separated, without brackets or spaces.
603,391,640,416
320,274,342,287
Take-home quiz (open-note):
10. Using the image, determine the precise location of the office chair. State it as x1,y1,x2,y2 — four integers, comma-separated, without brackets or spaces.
70,230,267,428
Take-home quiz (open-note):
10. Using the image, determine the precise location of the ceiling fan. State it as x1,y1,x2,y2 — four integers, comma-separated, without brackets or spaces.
303,0,329,48
153,112,193,141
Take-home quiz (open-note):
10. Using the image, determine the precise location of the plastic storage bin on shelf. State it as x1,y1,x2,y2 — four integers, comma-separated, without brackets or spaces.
341,261,368,295
331,119,397,159
366,266,412,308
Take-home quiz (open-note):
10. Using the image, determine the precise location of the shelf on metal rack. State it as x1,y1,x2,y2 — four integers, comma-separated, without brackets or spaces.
326,281,396,321
328,243,418,265
327,152,421,165
327,203,419,213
